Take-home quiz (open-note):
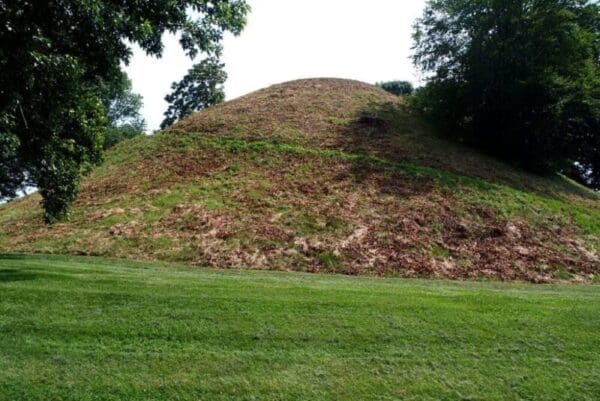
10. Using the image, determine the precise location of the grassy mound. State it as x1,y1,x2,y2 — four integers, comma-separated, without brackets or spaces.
0,79,598,282
1,254,599,400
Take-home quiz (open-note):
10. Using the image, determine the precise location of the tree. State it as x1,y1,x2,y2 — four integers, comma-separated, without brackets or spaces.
0,0,249,222
376,81,414,96
0,131,25,199
104,126,144,151
412,0,600,188
104,75,146,150
106,76,145,132
161,57,227,129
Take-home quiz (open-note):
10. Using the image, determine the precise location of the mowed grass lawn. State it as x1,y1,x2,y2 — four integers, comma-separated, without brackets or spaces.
0,255,599,401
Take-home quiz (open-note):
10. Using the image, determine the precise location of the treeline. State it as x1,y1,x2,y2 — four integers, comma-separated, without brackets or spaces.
0,0,248,222
412,0,600,188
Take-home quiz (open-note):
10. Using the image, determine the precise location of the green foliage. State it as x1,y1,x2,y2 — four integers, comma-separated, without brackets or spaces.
37,93,107,223
103,126,144,150
0,131,24,199
413,0,600,188
103,75,145,150
376,80,414,96
106,76,145,132
0,0,248,222
161,57,227,129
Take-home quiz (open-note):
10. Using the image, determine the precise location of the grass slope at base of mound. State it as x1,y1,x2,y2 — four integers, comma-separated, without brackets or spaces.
1,254,599,401
0,132,598,282
0,79,598,282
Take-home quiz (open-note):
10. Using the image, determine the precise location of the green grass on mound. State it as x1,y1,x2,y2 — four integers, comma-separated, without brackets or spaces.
1,254,599,400
0,79,598,282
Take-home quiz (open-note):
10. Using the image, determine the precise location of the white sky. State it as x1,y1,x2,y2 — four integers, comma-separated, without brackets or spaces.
124,0,427,131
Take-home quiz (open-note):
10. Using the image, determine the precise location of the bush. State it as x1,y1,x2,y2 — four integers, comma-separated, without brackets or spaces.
376,81,414,96
104,125,143,150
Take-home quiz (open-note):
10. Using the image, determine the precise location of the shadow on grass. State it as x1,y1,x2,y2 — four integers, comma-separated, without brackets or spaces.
0,268,37,282
340,101,599,201
0,254,31,260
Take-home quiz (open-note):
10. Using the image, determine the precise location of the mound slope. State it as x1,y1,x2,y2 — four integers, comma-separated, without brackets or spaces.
1,79,598,282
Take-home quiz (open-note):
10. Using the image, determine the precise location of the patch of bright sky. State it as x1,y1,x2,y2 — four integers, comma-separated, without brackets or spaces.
124,0,427,131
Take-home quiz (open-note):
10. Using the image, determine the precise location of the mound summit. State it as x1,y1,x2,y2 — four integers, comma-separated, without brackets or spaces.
1,79,598,282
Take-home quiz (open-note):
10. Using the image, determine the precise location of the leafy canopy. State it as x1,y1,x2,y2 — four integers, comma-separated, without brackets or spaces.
161,57,227,129
376,81,414,96
104,75,146,150
412,0,600,188
0,0,249,222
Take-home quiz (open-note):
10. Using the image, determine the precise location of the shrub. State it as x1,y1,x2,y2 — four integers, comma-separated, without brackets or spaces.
376,81,414,96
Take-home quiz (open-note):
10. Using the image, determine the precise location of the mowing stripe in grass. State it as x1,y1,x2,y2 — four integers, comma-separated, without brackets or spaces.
1,254,599,400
